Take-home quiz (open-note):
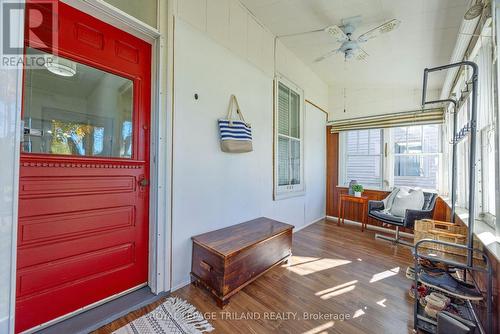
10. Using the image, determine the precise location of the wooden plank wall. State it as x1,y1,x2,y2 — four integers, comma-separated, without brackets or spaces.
325,126,498,333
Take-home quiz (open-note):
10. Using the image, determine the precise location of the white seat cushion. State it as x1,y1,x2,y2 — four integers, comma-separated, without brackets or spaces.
390,188,425,217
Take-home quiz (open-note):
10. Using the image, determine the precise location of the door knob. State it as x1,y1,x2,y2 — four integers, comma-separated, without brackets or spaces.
139,178,149,187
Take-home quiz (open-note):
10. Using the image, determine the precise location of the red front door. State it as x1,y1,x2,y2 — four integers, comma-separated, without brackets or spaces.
17,2,151,332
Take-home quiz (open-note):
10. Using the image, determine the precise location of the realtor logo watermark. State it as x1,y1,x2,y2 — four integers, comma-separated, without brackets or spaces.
1,0,58,69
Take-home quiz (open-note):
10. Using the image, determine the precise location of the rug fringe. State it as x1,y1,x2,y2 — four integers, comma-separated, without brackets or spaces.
164,297,215,333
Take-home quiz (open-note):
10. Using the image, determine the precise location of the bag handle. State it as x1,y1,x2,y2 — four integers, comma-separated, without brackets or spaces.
226,95,247,125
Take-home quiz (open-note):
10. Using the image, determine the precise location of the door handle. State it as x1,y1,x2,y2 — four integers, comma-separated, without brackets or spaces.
200,260,213,272
139,178,149,187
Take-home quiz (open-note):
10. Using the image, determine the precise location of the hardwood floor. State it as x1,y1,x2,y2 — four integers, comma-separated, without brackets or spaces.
94,219,415,334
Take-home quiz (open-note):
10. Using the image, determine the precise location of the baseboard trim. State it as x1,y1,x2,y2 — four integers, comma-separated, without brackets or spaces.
325,216,414,239
171,279,192,292
294,216,325,233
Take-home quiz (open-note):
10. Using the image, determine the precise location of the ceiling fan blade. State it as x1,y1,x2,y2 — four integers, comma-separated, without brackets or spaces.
355,48,369,61
324,25,349,42
314,49,340,63
358,19,401,42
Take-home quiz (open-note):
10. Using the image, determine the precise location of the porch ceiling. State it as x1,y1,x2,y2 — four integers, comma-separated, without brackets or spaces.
240,0,469,90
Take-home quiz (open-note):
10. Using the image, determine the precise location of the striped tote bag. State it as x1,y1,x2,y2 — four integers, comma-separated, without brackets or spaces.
218,95,253,153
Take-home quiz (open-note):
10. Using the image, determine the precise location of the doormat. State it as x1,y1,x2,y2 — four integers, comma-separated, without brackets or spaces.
113,297,214,334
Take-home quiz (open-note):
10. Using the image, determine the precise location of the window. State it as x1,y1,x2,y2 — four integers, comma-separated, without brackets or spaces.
340,129,383,189
449,28,497,226
339,125,442,191
475,31,496,221
22,47,134,158
274,77,304,199
392,125,441,190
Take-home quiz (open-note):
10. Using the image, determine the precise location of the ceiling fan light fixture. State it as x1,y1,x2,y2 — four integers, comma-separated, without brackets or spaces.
44,55,77,77
464,0,483,20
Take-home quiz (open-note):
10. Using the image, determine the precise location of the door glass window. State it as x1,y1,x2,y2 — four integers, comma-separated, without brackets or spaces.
22,48,134,158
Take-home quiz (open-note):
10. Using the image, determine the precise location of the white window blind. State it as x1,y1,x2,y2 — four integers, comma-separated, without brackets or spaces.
275,78,304,198
329,108,444,132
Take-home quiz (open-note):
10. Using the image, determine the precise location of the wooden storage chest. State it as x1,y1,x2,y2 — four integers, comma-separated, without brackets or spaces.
191,217,294,307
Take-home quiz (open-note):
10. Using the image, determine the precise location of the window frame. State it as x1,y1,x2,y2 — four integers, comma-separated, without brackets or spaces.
338,124,443,192
496,1,500,235
480,125,496,216
391,125,443,191
339,129,384,190
273,75,305,200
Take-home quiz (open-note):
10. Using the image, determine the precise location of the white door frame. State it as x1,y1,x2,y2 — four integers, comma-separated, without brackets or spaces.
5,0,171,332
1,1,25,333
61,0,171,294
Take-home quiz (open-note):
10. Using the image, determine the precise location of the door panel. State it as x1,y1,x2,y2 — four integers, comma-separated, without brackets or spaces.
16,2,151,332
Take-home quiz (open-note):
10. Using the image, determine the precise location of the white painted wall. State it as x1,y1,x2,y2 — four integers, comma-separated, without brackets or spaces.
304,103,327,224
102,0,158,28
173,0,328,109
276,42,328,108
171,14,328,289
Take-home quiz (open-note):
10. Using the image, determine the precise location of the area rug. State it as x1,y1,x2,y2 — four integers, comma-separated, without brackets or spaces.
113,297,214,334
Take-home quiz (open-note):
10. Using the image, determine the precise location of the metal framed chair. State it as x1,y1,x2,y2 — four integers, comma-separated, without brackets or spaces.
368,192,438,246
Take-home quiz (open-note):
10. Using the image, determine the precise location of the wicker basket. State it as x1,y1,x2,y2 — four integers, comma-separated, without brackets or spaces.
414,219,483,260
414,219,467,235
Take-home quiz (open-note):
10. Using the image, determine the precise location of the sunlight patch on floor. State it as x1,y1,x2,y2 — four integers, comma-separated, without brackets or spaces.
286,256,351,276
319,285,356,299
315,280,357,300
286,256,319,266
302,321,334,334
352,307,367,318
315,280,358,296
369,267,400,283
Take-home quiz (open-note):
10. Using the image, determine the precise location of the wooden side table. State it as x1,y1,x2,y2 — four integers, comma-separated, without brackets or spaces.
338,193,369,231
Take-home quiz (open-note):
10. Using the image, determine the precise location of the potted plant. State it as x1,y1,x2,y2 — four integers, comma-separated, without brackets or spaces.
352,184,364,197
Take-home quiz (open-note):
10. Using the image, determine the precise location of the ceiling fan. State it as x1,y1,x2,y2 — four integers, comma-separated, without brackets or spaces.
313,16,401,62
